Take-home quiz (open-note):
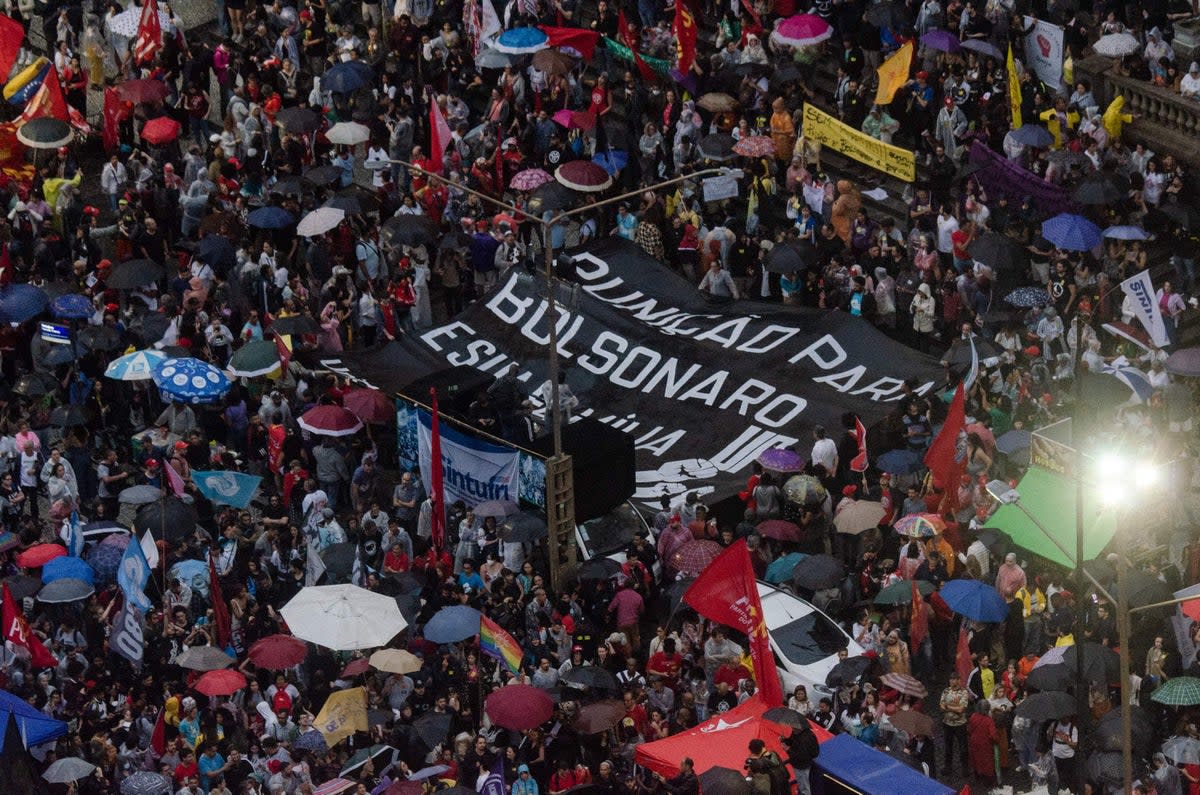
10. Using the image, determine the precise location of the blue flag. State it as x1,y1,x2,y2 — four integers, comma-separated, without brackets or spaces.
64,511,83,558
117,529,153,613
192,471,262,510
480,754,505,795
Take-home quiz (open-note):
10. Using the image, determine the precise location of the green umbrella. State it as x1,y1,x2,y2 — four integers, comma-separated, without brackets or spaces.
1152,676,1200,706
873,579,935,605
339,744,395,777
783,474,826,505
227,340,281,378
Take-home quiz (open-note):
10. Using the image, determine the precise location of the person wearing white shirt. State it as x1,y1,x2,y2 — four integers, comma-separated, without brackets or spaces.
810,426,838,474
1183,62,1200,98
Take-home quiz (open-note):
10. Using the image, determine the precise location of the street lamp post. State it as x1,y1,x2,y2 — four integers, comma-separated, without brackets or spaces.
388,159,729,589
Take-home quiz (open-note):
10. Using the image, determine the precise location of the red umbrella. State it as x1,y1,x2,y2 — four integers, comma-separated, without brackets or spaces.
555,160,612,193
670,540,723,576
16,544,67,569
194,669,247,696
485,684,553,730
341,658,371,677
298,405,364,437
755,519,802,541
141,116,181,145
116,78,169,104
732,135,777,157
248,634,308,669
343,388,393,424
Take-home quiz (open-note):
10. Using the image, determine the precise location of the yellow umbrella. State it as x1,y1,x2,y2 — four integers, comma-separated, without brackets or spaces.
369,648,423,675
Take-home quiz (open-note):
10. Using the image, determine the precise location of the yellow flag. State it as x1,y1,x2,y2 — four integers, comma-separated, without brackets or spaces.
874,42,913,106
1007,45,1023,130
315,687,368,747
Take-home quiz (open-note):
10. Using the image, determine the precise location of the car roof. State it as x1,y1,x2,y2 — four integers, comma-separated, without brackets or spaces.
756,580,818,631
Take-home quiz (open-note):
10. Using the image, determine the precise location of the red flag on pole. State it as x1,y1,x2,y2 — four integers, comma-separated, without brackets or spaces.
539,25,601,60
428,98,452,175
0,14,24,82
102,87,127,152
850,416,868,473
274,333,292,373
955,625,973,684
134,0,163,65
617,10,656,82
150,709,166,756
739,0,763,33
924,383,966,510
683,540,784,706
2,584,56,668
909,579,928,651
672,2,698,76
429,388,446,552
208,553,231,649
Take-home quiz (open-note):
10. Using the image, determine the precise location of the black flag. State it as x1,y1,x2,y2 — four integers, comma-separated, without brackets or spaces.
0,713,49,795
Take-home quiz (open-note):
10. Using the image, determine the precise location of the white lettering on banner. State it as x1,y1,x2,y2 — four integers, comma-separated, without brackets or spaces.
789,334,848,369
708,426,801,472
695,317,754,348
737,325,800,353
852,377,907,402
447,339,498,368
421,321,476,351
814,365,866,392
485,275,533,323
1121,270,1170,346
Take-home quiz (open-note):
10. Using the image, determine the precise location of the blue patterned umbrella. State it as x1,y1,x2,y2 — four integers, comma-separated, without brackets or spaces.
87,537,127,585
51,294,93,319
41,556,94,585
1004,286,1051,308
1042,213,1102,251
293,731,328,753
1009,124,1053,148
0,283,48,323
494,26,548,54
105,350,167,381
153,357,231,404
246,206,295,229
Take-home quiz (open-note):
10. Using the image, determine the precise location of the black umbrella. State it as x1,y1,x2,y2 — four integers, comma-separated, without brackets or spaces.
197,235,237,272
43,345,76,366
18,117,72,148
1121,570,1172,609
969,232,1027,273
3,574,42,601
1072,172,1126,206
270,176,303,196
394,594,421,623
131,312,172,347
383,570,424,595
976,527,1010,557
275,106,321,133
1092,705,1152,752
1084,752,1122,787
763,241,816,274
50,405,88,427
561,665,620,692
381,215,439,247
321,542,358,584
667,576,696,617
577,557,621,580
323,195,365,215
439,231,472,251
107,259,164,289
270,315,321,336
769,64,803,89
303,165,343,186
864,1,910,28
527,181,577,214
1014,691,1078,720
134,498,197,545
77,325,122,352
763,707,809,730
501,512,547,543
697,767,751,795
941,337,1002,368
825,655,872,687
1062,642,1120,684
698,133,737,162
793,553,844,591
12,372,51,397
410,710,452,748
1024,663,1072,692
1151,201,1200,231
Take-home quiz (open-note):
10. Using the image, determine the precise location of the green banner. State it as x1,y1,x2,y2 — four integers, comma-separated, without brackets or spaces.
602,37,674,79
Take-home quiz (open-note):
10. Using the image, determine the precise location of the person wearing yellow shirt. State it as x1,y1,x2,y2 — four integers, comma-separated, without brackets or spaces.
967,653,996,701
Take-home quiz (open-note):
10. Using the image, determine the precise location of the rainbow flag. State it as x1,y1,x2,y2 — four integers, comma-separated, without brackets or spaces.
480,615,523,675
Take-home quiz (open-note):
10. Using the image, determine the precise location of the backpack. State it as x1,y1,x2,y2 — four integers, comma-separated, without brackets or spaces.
762,751,790,795
785,723,821,769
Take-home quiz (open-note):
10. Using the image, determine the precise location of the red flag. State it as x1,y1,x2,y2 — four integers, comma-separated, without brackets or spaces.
539,25,601,60
924,384,966,510
955,625,973,684
909,579,928,651
683,540,784,706
150,709,166,756
2,584,56,668
617,10,656,82
102,88,126,152
164,459,185,497
428,98,452,175
0,15,24,82
429,388,446,552
739,0,763,34
850,416,868,473
134,0,163,65
274,333,292,373
1183,597,1200,622
672,2,698,76
208,553,231,649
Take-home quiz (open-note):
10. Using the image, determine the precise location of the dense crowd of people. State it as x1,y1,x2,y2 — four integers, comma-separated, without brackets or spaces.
0,0,1199,793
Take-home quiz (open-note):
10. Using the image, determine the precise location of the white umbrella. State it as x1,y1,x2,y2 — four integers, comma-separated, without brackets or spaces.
43,757,97,784
1164,735,1200,765
1093,32,1140,57
325,121,371,146
280,584,408,650
296,206,346,237
106,5,171,37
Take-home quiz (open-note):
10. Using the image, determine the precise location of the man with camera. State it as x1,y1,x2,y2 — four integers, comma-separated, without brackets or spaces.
745,739,789,795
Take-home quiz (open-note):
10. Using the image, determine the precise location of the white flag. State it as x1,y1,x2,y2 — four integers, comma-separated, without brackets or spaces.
480,0,501,48
140,531,160,569
1120,270,1170,347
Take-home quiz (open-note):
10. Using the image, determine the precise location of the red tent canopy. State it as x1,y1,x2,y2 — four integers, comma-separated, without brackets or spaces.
634,695,833,778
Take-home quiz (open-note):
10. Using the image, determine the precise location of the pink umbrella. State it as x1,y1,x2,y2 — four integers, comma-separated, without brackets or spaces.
555,160,612,193
510,168,553,191
733,135,778,157
298,405,364,437
551,108,595,130
772,14,832,47
670,540,723,576
343,388,393,424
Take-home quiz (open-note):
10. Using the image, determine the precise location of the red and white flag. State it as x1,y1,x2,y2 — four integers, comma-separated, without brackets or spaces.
2,584,56,668
274,332,292,373
428,99,452,175
849,416,868,473
134,0,163,65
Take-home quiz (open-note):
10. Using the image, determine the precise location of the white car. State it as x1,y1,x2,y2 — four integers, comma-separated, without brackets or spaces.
757,581,865,699
575,501,658,575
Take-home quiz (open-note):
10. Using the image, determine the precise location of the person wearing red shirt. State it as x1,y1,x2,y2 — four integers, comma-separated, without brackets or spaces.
548,759,579,795
383,542,410,574
282,460,309,507
622,690,648,737
951,220,975,274
647,637,683,686
174,748,199,786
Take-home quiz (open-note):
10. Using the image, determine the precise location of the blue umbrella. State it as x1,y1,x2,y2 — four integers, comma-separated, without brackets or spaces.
940,579,1009,622
1101,361,1155,403
1009,124,1054,148
1042,213,1102,251
293,731,328,753
0,283,48,323
170,559,210,598
765,552,806,584
86,540,126,585
919,29,961,52
422,605,482,644
41,556,94,586
197,235,236,272
494,26,549,54
876,448,922,475
592,150,628,175
322,61,373,93
153,357,231,404
1102,225,1149,241
247,206,296,229
105,349,167,381
51,294,93,320
995,429,1031,455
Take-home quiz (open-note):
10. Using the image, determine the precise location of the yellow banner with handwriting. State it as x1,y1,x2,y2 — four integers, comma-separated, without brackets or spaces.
801,103,916,182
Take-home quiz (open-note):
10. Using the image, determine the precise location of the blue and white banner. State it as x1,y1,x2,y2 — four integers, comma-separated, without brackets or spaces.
1121,270,1170,348
118,530,153,613
415,410,520,508
193,470,262,509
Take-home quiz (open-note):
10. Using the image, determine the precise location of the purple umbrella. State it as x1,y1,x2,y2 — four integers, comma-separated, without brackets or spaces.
87,534,129,585
920,29,962,52
756,448,805,472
